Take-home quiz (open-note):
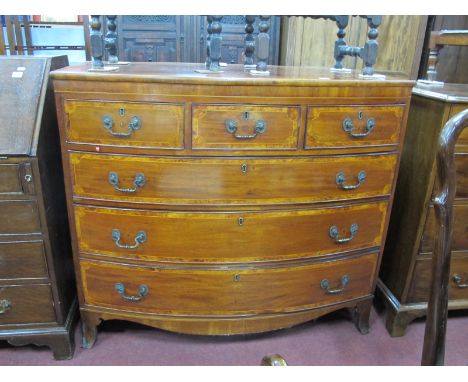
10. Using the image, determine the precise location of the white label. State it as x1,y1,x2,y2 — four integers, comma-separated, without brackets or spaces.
11,71,23,78
16,66,26,71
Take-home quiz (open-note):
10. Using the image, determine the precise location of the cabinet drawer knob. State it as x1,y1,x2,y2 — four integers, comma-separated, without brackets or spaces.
225,118,267,139
114,283,149,302
452,274,468,289
320,275,350,294
102,115,142,137
336,170,366,190
112,229,147,249
108,172,146,193
342,115,375,137
0,299,12,314
329,223,358,243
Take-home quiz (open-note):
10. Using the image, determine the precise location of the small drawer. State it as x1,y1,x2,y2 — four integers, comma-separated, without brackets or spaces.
69,152,397,206
75,202,388,263
0,284,56,325
0,200,41,235
64,100,184,149
192,104,300,150
0,241,48,280
0,162,34,195
420,204,468,254
305,105,404,149
80,253,378,315
408,253,468,303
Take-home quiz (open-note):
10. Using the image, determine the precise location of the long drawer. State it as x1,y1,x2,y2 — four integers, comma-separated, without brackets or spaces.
75,202,388,263
420,204,468,254
0,284,56,325
0,241,48,280
64,100,185,149
80,253,378,315
306,105,404,149
69,152,397,205
408,253,468,303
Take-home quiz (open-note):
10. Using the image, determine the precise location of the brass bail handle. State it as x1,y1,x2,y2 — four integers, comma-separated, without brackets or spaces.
225,117,267,139
108,172,146,193
114,282,149,302
320,275,350,294
336,170,367,190
342,111,375,137
329,223,359,243
112,229,147,249
102,112,142,137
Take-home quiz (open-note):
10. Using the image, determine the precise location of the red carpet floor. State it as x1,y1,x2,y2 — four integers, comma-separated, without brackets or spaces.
1,303,467,366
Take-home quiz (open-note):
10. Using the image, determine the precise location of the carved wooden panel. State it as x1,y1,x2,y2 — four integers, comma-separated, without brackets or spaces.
114,15,280,64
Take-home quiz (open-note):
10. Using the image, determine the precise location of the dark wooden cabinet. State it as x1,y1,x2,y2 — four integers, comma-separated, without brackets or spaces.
0,56,76,359
378,82,468,336
115,15,280,64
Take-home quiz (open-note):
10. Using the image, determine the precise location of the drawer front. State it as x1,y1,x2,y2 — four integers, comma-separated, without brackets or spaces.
0,200,41,235
80,253,377,315
0,284,56,325
408,253,468,303
192,104,300,150
0,241,48,280
420,204,468,254
305,105,404,149
0,162,34,195
64,100,184,149
70,152,397,205
75,202,388,262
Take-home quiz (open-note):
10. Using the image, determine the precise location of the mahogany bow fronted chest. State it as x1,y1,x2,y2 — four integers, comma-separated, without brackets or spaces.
51,62,413,347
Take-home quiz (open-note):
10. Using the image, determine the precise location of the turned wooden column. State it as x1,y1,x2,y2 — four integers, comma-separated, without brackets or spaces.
104,15,118,64
89,15,104,68
244,15,256,69
256,16,270,72
361,16,382,76
206,16,223,71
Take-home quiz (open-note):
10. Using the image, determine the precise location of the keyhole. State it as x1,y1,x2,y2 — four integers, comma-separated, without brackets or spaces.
242,111,250,120
241,163,248,173
119,108,125,117
238,217,244,226
234,274,241,282
357,111,363,120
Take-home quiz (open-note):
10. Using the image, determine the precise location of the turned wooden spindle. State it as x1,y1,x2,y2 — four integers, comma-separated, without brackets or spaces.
361,16,382,76
255,16,270,72
207,16,223,71
104,15,118,64
333,16,349,70
244,15,256,68
90,15,104,68
205,16,213,69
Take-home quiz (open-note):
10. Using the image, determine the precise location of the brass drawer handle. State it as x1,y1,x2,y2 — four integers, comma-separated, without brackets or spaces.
102,115,142,137
321,275,350,294
342,116,375,137
329,223,358,243
0,299,12,314
108,172,146,193
225,119,267,139
452,274,468,289
115,282,149,302
336,170,367,190
112,229,147,249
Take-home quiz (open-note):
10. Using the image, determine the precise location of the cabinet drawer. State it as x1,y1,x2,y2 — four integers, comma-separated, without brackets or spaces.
75,202,388,263
0,284,55,325
420,204,468,254
408,253,468,303
192,104,300,150
0,241,48,280
70,152,397,205
305,105,404,149
64,100,184,149
80,253,377,315
0,162,34,195
0,200,41,235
